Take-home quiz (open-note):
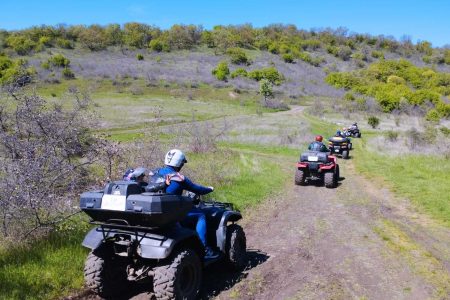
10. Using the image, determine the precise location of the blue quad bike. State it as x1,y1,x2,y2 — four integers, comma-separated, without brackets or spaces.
79,181,246,299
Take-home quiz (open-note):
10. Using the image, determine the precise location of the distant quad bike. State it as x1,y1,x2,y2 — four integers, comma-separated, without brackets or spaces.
295,151,339,188
80,181,246,300
347,123,361,138
328,136,352,159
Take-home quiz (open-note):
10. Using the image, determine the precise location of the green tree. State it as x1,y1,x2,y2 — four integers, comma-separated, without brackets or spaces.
78,25,107,51
259,78,273,104
211,61,230,81
123,22,150,48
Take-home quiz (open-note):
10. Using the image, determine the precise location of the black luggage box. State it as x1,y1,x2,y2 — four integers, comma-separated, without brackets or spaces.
300,151,328,163
80,181,193,227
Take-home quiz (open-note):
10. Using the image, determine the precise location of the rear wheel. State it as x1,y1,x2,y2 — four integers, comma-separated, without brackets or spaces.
357,132,361,138
295,169,306,185
84,248,128,298
226,224,247,270
342,150,349,159
153,248,202,300
324,172,336,188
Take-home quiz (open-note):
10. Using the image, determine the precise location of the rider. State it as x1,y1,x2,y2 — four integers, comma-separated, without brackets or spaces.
308,135,328,152
335,130,345,138
158,149,218,259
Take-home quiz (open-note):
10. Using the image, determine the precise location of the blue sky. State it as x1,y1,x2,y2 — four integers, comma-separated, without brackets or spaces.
1,0,449,47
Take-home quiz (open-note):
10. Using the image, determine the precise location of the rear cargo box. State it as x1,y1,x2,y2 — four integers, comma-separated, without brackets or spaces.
80,181,193,227
300,151,329,163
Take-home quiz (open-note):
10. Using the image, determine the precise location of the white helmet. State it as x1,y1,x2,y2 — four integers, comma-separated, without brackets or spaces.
164,149,187,167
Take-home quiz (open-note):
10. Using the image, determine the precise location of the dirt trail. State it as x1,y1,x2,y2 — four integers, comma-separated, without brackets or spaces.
73,107,450,300
213,158,450,300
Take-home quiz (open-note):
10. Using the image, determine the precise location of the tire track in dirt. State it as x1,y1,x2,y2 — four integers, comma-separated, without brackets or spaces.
215,158,450,300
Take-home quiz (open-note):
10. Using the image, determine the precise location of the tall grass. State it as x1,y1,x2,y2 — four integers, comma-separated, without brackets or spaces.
353,140,450,226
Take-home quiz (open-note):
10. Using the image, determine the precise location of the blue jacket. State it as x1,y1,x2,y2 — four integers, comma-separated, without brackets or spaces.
158,166,213,195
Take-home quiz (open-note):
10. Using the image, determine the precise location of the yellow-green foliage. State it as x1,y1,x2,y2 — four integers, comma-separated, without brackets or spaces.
0,55,34,85
211,61,230,81
325,59,450,117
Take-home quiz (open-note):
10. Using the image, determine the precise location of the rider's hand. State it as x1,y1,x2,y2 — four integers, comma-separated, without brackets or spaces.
208,186,214,191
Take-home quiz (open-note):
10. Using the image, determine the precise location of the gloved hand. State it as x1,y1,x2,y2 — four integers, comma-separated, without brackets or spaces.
208,186,214,192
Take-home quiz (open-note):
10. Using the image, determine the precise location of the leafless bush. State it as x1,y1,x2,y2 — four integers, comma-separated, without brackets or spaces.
0,88,107,239
310,99,325,117
260,98,289,110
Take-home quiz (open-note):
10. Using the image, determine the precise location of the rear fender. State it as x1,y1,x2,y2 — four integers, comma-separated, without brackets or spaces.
82,225,202,260
216,211,242,253
296,162,308,168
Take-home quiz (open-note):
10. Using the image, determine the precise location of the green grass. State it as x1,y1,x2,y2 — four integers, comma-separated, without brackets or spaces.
0,216,91,300
353,139,450,226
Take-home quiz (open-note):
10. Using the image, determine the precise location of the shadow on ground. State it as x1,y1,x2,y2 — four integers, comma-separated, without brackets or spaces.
200,248,269,299
75,248,269,300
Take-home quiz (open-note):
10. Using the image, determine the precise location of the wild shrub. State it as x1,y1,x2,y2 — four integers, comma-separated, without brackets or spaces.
440,126,450,136
38,36,52,47
55,38,74,49
212,61,230,81
387,75,405,85
0,90,106,239
62,67,75,79
444,50,450,65
230,68,248,79
136,53,144,60
48,54,70,68
6,35,36,55
367,115,380,128
226,47,249,65
326,45,339,56
247,67,284,85
371,50,384,59
337,46,353,61
282,53,294,63
0,57,34,85
149,38,170,52
386,130,399,142
425,109,440,122
344,92,355,101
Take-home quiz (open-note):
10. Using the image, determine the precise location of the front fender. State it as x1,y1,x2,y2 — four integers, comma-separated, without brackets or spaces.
216,211,242,252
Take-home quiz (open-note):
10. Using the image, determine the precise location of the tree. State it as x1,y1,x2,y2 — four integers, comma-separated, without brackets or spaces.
123,22,150,48
78,25,107,51
211,61,230,81
259,78,273,104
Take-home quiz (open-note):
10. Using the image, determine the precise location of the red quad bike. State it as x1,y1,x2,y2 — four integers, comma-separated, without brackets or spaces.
295,151,339,188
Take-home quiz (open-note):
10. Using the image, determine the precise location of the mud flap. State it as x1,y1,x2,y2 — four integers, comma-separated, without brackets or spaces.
216,211,242,252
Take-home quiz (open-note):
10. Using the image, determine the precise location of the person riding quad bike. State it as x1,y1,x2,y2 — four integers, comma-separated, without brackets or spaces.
347,122,361,138
328,134,352,159
308,135,329,152
80,150,247,299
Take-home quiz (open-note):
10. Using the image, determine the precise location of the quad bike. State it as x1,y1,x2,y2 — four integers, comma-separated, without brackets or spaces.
328,136,352,159
347,124,361,138
295,151,339,188
79,181,246,300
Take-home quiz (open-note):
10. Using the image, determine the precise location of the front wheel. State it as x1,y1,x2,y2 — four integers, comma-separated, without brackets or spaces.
84,249,128,298
153,248,202,300
226,224,247,270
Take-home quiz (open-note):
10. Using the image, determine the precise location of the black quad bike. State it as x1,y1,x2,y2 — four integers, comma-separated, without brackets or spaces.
347,126,361,138
79,181,246,300
328,136,352,159
295,151,339,188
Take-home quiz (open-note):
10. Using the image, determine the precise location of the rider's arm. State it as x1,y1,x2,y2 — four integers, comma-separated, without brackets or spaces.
183,177,214,195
